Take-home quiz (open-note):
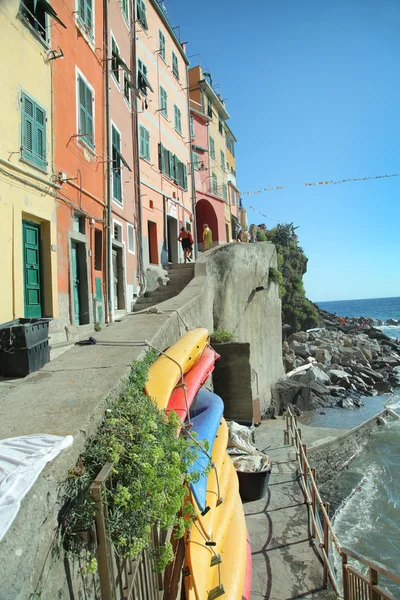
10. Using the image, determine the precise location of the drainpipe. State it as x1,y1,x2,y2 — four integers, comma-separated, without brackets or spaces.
131,0,145,295
103,0,112,322
186,68,198,259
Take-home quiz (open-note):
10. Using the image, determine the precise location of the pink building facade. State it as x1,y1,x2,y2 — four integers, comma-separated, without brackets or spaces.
136,0,192,267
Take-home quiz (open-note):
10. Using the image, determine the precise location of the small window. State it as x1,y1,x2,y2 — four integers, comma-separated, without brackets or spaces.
112,125,122,203
220,150,225,170
94,229,103,270
127,223,135,253
160,86,168,118
219,118,223,135
21,93,47,170
207,99,213,119
139,125,150,161
111,37,120,85
192,152,199,170
159,30,166,60
212,173,217,194
231,188,235,206
113,222,122,241
121,0,129,24
73,211,85,233
77,75,94,149
222,184,228,200
77,0,94,39
226,161,230,172
190,116,195,139
21,0,66,42
174,104,182,134
209,136,215,159
124,72,130,104
136,0,147,29
138,59,153,95
172,52,179,80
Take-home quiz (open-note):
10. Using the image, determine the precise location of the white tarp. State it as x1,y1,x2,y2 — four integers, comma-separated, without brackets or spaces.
0,434,73,541
227,421,271,473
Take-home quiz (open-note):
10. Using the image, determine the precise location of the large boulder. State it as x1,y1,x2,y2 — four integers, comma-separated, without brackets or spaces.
288,331,309,344
289,341,311,359
304,365,331,386
271,378,331,415
315,348,332,365
328,369,352,389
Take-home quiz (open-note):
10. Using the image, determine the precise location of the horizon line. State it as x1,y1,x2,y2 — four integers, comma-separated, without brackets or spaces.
314,295,400,303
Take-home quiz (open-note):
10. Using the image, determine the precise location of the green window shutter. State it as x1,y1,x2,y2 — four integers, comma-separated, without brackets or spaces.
112,126,122,202
172,52,179,79
173,155,179,184
35,105,46,168
22,94,34,163
140,126,150,160
144,130,150,160
174,105,181,133
183,163,187,191
168,151,174,179
85,84,94,147
159,30,166,60
140,126,145,158
86,0,93,34
78,0,85,25
159,143,164,172
210,137,215,158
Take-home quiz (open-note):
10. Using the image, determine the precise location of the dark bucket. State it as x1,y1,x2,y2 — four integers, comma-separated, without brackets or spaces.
237,466,271,502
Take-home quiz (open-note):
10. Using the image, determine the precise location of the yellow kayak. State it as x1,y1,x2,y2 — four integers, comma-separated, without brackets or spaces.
144,328,209,409
208,494,247,599
192,418,229,540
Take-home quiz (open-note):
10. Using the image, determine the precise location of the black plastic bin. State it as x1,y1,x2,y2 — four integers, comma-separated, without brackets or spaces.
0,340,50,377
0,318,51,350
236,466,272,502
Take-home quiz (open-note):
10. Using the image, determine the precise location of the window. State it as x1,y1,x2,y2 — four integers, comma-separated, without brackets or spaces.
172,52,179,80
209,136,215,159
226,134,235,156
136,0,147,29
21,93,47,170
218,118,224,136
158,143,187,190
112,125,122,203
94,229,102,270
77,74,94,149
138,59,153,95
174,105,182,134
220,150,225,170
190,116,195,139
111,37,120,85
226,161,230,172
121,0,129,24
222,184,228,200
174,158,187,190
159,30,166,60
21,0,66,42
231,188,236,205
127,223,135,253
124,72,130,104
73,212,85,233
113,222,122,241
159,86,168,118
207,99,213,119
139,126,150,160
77,0,94,39
212,173,217,194
192,151,199,170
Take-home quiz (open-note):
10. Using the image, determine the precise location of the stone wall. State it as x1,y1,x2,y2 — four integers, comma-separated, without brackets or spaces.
0,242,283,599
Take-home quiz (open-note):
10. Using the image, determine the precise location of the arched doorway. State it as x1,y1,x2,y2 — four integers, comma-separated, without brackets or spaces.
196,199,219,248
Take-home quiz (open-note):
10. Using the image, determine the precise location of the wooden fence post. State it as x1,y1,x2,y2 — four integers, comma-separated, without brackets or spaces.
323,502,330,589
311,468,316,539
342,551,349,600
370,567,380,600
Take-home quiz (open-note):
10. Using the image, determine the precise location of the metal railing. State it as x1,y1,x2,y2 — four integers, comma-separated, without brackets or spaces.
284,407,400,600
90,462,163,600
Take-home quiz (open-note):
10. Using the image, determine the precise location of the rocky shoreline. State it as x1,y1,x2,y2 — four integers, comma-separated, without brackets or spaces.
271,310,400,415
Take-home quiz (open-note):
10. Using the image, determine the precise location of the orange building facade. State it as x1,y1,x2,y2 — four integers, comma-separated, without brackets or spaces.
52,0,106,335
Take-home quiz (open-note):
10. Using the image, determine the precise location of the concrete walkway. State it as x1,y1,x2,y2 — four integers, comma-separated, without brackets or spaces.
245,418,345,600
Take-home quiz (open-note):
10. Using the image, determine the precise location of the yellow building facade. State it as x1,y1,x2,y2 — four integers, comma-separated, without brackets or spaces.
0,0,59,323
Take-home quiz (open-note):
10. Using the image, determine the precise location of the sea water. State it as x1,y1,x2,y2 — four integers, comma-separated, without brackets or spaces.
312,297,400,594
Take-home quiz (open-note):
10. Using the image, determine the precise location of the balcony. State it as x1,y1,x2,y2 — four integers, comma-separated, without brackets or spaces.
207,182,228,202
227,172,237,188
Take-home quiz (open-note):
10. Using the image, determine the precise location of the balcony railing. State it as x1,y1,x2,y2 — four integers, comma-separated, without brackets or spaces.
207,183,228,202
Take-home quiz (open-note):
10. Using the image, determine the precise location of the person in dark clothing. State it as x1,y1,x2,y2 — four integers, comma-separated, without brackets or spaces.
178,227,193,263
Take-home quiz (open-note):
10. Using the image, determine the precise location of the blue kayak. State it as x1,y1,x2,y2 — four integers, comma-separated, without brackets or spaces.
186,389,224,512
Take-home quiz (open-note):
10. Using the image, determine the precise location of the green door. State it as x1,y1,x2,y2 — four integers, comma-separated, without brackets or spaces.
23,221,42,318
71,242,80,324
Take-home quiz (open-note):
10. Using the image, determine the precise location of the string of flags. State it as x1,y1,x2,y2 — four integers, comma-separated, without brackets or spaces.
248,206,282,223
240,172,400,196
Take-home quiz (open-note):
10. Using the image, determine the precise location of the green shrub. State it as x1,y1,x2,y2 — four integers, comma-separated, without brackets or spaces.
60,351,202,572
210,329,234,343
256,228,267,242
268,267,283,285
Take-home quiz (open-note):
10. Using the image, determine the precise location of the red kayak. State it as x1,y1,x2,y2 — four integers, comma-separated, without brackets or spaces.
167,347,219,423
242,528,252,600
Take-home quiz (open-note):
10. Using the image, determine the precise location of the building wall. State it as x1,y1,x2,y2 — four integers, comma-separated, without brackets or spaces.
0,0,58,323
137,0,192,267
52,0,106,327
109,0,138,314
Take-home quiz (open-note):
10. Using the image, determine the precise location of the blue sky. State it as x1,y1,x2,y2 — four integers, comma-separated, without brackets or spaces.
166,0,400,302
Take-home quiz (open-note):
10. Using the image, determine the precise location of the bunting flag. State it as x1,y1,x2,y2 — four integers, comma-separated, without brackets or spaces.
248,206,282,223
240,172,400,196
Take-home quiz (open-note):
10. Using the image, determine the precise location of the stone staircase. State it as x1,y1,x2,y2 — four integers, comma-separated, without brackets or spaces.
132,263,195,312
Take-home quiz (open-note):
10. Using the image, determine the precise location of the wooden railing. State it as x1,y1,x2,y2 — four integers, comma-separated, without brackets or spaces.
90,462,163,600
284,408,400,600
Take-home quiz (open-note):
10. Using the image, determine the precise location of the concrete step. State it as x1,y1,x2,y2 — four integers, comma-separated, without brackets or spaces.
165,263,195,272
163,272,193,283
144,284,186,298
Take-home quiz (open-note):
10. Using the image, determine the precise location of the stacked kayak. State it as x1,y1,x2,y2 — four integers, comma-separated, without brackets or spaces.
145,329,252,599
